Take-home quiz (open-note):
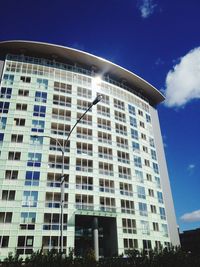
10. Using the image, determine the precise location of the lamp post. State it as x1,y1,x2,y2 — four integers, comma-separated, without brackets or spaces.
32,94,102,254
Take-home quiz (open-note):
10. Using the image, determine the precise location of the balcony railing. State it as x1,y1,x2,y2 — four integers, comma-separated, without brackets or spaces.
77,133,93,140
98,153,113,160
120,190,133,197
77,149,93,156
46,181,68,188
52,114,70,121
99,169,114,176
48,163,69,169
45,201,68,208
121,208,135,214
51,130,70,136
119,173,131,180
53,100,71,107
76,166,93,172
100,206,116,213
49,145,69,153
76,184,93,191
75,203,94,211
43,223,67,230
99,187,114,193
98,138,112,145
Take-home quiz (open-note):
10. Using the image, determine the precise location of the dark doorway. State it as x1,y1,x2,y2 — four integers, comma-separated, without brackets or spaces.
75,215,118,257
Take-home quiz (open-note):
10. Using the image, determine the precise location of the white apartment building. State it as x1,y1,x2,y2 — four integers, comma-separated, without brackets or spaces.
0,41,179,260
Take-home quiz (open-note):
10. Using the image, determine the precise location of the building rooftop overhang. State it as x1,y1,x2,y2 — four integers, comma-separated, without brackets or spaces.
0,40,165,105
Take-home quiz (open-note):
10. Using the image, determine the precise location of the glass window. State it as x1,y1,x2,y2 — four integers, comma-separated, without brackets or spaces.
135,170,143,183
8,151,21,160
153,222,159,231
159,207,166,220
33,105,46,117
22,191,38,207
37,78,48,89
0,212,12,223
149,137,155,147
146,114,151,123
35,91,47,103
27,153,42,167
131,129,138,140
138,110,143,116
5,170,18,180
31,120,45,132
134,156,142,168
132,141,140,151
143,240,152,250
17,236,34,254
0,133,4,142
30,136,43,145
14,118,25,126
162,224,168,237
151,150,157,160
0,102,10,113
3,74,14,85
146,173,152,181
77,87,92,98
25,171,40,186
121,199,135,214
11,134,23,143
137,186,146,199
141,220,150,235
141,133,146,140
18,89,29,96
0,87,12,98
153,163,159,174
20,76,31,83
157,191,164,203
139,202,148,216
0,236,9,247
2,190,15,200
114,98,125,110
122,218,137,234
128,104,135,115
155,176,161,188
16,103,27,111
21,212,36,226
150,205,157,214
130,116,137,127
0,117,7,129
140,121,145,128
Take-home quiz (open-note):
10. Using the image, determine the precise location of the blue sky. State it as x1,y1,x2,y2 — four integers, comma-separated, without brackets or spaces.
0,0,200,231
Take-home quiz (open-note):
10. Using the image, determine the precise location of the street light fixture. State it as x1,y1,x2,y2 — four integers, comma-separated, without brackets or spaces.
32,94,102,254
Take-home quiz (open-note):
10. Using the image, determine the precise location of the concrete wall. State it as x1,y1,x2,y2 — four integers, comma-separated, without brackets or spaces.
150,106,180,246
0,60,4,80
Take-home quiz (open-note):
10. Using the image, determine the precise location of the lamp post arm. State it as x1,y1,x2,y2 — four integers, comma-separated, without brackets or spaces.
31,134,64,153
63,103,93,149
42,135,64,154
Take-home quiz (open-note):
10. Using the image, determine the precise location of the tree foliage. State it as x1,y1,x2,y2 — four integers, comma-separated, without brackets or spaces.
0,247,200,267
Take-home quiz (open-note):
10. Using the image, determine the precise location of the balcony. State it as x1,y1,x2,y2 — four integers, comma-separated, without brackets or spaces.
45,201,68,208
75,203,94,211
99,206,116,213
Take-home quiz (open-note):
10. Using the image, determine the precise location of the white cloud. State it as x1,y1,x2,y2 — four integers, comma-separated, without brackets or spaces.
138,0,157,18
164,47,200,107
181,210,200,222
188,164,195,170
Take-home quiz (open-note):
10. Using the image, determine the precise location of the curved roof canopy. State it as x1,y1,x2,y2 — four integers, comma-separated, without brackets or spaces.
0,40,165,105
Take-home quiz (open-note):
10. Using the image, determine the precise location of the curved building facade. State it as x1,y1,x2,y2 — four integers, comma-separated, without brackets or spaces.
0,41,179,259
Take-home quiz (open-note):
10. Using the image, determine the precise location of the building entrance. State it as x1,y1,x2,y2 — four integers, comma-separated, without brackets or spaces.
75,215,118,257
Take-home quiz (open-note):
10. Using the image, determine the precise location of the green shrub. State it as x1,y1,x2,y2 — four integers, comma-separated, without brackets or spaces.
1,246,200,267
